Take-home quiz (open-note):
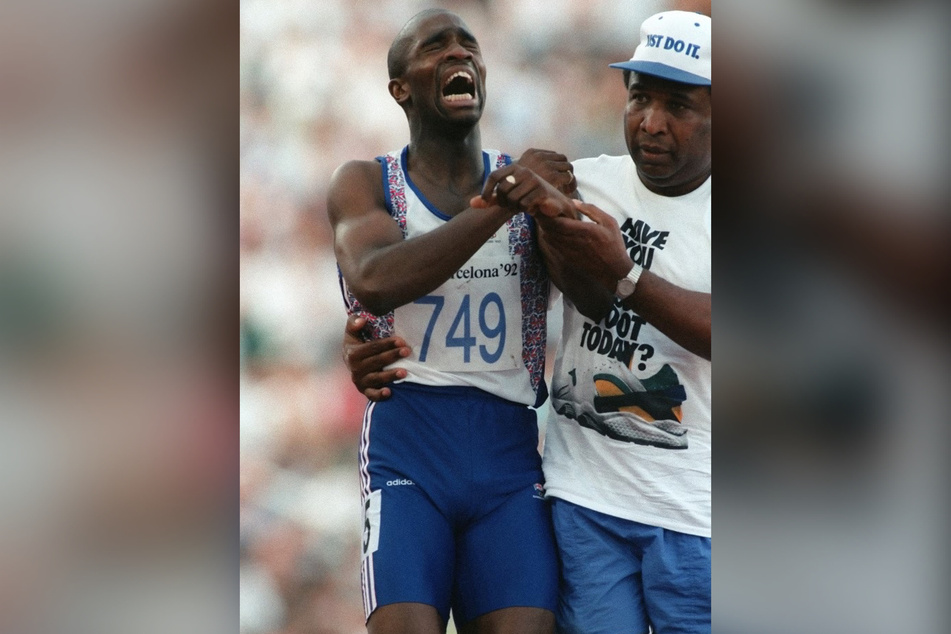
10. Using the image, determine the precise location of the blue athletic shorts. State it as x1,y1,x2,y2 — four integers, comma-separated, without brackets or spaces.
358,383,558,626
551,498,710,634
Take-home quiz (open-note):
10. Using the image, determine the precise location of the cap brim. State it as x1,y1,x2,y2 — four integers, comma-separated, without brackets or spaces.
609,60,710,86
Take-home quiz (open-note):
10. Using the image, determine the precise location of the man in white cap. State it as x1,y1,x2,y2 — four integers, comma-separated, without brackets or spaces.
343,9,712,634
526,9,711,634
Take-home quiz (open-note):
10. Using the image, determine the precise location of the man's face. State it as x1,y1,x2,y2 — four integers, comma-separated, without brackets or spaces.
398,13,486,125
623,72,712,196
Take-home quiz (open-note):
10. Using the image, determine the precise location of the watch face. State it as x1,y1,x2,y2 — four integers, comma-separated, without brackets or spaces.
617,278,635,298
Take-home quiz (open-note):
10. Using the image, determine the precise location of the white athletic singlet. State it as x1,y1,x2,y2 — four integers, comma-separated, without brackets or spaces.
542,154,711,537
339,146,549,407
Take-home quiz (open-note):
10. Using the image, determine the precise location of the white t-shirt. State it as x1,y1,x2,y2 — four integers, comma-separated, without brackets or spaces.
542,154,711,537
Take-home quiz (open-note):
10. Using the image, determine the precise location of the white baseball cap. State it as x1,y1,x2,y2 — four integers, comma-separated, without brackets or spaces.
609,11,711,86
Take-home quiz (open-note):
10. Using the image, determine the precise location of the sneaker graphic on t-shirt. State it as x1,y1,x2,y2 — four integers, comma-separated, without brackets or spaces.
553,363,688,449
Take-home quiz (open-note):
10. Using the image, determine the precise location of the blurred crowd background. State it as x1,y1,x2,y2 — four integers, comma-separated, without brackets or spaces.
0,0,947,632
243,1,950,632
240,1,663,631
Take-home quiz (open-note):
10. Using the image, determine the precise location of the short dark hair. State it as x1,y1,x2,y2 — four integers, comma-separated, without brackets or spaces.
622,70,711,94
387,35,413,79
387,8,450,80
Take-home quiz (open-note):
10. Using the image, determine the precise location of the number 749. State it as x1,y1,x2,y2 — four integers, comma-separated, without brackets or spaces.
414,293,506,364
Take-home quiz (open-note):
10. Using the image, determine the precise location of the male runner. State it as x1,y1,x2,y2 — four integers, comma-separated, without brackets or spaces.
327,9,574,634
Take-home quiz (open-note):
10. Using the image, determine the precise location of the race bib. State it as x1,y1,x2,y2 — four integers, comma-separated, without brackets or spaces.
394,256,523,372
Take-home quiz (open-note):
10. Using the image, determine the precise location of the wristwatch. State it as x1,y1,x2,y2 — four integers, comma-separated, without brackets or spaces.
614,264,644,300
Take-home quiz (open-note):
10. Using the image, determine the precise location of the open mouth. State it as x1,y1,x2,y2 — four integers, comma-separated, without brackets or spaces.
639,144,669,156
441,70,476,103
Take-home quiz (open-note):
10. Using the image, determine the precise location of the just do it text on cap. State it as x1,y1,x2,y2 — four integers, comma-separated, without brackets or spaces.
610,11,711,86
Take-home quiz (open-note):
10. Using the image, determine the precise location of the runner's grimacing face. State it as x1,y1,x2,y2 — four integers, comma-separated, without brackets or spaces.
401,14,486,123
